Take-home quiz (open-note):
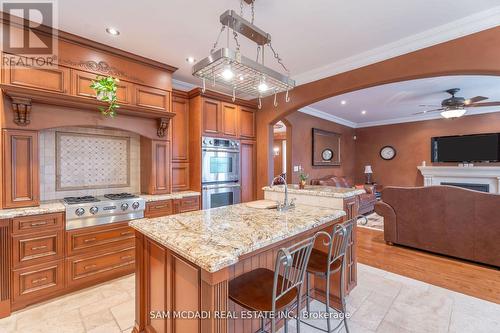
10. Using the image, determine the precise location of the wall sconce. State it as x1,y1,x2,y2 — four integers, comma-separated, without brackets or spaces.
273,146,280,156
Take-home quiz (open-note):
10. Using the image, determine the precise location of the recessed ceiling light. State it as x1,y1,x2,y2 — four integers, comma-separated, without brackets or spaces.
186,57,196,64
340,100,347,105
106,27,120,36
361,110,367,115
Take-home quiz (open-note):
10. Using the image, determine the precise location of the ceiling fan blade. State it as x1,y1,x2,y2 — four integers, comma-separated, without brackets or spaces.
412,108,444,115
467,101,500,108
465,96,488,104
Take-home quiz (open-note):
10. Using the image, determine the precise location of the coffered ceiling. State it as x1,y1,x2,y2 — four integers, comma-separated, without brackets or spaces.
56,1,500,89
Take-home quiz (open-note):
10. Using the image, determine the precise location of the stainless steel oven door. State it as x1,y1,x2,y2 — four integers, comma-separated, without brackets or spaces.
202,183,241,210
202,148,240,183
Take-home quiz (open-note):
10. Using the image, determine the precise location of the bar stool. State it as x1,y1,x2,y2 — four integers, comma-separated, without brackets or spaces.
229,236,316,333
301,217,356,333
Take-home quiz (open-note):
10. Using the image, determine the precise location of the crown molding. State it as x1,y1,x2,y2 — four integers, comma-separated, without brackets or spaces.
298,105,500,129
298,106,357,128
172,79,197,91
293,6,500,85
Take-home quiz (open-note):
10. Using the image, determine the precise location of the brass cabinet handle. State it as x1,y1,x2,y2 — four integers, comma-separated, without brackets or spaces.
154,205,167,209
31,245,47,251
30,221,48,227
84,264,97,270
120,231,133,236
32,276,47,284
120,255,133,260
83,237,97,243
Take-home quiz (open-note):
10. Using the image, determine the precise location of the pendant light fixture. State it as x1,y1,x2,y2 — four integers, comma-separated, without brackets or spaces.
192,0,295,108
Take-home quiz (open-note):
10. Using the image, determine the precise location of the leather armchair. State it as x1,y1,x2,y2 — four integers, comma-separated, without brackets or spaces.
375,186,500,267
310,176,376,214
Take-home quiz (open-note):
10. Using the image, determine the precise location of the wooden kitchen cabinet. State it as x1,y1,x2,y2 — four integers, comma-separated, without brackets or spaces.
2,130,39,208
140,138,171,194
202,98,222,135
221,102,238,137
145,199,174,218
172,94,189,161
12,230,64,269
3,55,70,94
174,196,200,213
239,106,256,139
0,219,11,318
71,70,132,104
172,162,190,192
240,140,257,202
135,85,170,112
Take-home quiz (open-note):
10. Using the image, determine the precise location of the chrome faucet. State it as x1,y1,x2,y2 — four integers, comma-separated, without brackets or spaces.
270,175,295,211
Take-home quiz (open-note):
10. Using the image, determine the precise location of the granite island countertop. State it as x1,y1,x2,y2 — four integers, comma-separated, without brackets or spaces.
262,184,365,198
129,202,346,273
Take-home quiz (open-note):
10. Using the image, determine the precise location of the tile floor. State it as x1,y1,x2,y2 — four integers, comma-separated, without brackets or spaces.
1,263,499,333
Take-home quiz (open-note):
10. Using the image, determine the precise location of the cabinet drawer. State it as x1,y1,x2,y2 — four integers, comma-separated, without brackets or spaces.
176,196,200,213
12,261,64,303
66,247,135,287
66,222,135,256
12,231,63,268
12,213,64,235
145,200,173,218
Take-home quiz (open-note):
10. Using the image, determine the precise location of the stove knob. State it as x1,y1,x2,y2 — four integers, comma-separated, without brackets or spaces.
132,202,140,210
75,208,85,216
209,140,213,145
121,203,129,211
89,206,98,215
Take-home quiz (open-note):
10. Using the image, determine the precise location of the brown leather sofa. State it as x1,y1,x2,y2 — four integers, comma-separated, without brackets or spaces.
310,175,376,215
375,186,500,267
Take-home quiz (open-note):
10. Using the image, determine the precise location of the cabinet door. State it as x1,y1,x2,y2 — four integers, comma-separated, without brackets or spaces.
240,140,256,202
239,106,256,139
221,103,238,137
71,70,132,104
141,139,171,194
202,98,221,135
172,162,190,192
135,86,170,111
3,55,69,94
2,130,39,208
172,96,189,161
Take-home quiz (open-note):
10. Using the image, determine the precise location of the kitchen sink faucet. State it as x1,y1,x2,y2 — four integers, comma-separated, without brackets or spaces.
270,175,295,211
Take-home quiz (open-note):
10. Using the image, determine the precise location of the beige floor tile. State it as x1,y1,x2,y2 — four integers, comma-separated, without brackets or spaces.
357,270,402,298
110,300,135,331
376,320,416,333
86,320,122,333
0,313,17,333
79,292,131,318
18,309,85,333
82,309,115,331
382,300,450,333
350,292,396,331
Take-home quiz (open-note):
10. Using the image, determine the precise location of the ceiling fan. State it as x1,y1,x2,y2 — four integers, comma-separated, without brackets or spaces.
413,88,500,119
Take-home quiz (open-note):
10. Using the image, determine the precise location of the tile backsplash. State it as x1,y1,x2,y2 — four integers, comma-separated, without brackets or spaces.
40,127,140,201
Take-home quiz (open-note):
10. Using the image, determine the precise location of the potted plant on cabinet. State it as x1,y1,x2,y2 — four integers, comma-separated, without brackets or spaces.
89,76,120,117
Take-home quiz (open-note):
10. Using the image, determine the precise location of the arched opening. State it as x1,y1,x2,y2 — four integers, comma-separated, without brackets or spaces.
254,27,500,197
270,119,292,183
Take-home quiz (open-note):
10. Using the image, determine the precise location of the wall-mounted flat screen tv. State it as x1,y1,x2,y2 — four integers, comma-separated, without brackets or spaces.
431,133,500,162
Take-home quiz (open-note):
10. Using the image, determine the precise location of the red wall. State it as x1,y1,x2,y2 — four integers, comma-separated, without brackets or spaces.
354,112,500,186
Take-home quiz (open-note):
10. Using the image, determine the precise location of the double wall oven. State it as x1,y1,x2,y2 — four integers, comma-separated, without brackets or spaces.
201,136,241,209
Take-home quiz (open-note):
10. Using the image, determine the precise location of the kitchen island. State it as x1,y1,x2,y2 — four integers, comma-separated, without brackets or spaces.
129,202,351,333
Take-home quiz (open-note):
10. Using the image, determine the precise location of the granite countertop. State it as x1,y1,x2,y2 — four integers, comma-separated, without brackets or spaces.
0,201,65,219
0,191,201,219
129,202,346,273
262,184,366,198
139,190,200,202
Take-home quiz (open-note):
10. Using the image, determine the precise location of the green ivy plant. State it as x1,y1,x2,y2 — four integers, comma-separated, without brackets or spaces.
89,76,120,117
299,171,309,182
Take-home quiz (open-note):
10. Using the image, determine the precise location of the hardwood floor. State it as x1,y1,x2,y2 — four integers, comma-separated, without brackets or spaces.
356,227,500,304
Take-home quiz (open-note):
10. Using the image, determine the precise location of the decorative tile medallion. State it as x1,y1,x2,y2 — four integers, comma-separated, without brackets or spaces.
56,132,130,190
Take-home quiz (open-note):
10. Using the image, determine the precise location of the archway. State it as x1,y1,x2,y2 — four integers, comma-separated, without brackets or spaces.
255,26,500,198
271,118,292,182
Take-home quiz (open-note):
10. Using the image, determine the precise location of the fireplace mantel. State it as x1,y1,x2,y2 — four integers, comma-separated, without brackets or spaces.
417,166,500,193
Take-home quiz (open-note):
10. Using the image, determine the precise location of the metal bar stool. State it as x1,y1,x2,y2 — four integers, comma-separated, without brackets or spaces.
300,217,357,333
228,236,316,333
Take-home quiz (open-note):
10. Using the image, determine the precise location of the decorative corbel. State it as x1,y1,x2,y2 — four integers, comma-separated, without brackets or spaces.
11,97,32,126
157,117,170,138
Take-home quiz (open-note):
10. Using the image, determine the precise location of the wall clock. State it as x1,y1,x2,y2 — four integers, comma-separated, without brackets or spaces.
322,148,333,161
380,146,396,160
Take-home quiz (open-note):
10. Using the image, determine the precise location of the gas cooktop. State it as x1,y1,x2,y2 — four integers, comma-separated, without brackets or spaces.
63,196,100,205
